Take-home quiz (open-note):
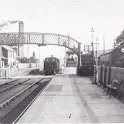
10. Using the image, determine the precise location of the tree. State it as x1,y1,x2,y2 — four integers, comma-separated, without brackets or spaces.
116,29,124,44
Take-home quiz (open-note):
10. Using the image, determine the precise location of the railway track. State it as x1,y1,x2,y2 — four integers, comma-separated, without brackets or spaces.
0,79,30,94
0,78,52,123
0,79,19,90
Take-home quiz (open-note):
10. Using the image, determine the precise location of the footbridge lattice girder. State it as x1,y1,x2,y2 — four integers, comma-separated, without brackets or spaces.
0,32,80,54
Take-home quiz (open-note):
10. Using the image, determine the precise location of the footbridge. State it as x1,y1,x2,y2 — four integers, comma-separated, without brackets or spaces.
0,32,82,73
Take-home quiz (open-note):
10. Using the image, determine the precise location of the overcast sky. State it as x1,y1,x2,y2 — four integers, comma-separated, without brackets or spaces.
0,0,124,60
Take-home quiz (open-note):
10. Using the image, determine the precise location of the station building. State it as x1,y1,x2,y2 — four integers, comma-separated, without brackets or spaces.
0,21,25,67
0,45,17,68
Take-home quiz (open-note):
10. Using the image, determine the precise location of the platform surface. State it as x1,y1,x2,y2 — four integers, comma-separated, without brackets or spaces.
17,73,124,123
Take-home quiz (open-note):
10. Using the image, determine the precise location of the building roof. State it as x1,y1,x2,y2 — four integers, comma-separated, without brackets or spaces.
97,49,113,57
2,45,16,52
66,49,74,54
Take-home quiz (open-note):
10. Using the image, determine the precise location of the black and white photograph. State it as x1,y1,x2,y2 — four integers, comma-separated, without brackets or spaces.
0,0,124,123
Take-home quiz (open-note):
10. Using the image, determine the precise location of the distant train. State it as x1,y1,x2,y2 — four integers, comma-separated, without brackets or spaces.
79,53,95,76
44,56,60,75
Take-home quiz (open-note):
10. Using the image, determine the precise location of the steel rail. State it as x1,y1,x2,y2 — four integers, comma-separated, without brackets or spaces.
0,78,40,110
13,78,52,124
0,79,30,94
0,79,19,86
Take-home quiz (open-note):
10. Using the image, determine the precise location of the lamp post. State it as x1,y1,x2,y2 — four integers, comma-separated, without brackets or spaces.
91,27,95,61
90,27,95,64
95,37,99,65
90,27,96,84
94,40,99,84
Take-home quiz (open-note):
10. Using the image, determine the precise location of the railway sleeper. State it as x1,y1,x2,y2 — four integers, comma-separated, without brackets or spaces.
1,79,19,86
0,79,30,94
0,80,50,123
0,78,44,110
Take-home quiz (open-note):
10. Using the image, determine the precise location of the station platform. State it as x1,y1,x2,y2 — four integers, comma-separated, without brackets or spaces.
17,73,124,123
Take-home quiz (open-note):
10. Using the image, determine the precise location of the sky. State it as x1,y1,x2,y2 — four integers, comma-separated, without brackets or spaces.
0,0,124,61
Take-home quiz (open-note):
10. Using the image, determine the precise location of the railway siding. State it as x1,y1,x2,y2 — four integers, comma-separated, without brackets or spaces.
0,78,51,123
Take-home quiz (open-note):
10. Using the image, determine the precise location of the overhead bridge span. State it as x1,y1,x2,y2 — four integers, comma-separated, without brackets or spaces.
0,32,82,74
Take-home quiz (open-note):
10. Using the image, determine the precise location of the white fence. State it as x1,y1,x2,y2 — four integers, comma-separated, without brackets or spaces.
18,63,37,68
0,63,43,78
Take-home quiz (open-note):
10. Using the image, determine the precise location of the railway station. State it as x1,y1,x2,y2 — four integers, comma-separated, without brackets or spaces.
0,66,124,123
15,67,124,123
0,1,124,123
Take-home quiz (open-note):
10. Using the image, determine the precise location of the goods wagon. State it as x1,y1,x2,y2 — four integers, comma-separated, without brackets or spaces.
79,53,94,76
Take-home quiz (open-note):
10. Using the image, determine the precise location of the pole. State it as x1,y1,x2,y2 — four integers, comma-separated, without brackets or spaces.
18,34,20,59
103,35,105,54
39,46,40,61
18,21,20,57
17,25,20,69
64,47,66,67
95,42,99,84
92,34,94,56
91,27,95,64
38,46,40,67
90,27,97,84
77,43,81,75
28,34,31,68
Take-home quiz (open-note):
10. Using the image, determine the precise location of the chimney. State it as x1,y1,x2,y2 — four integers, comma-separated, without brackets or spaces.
19,21,24,33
